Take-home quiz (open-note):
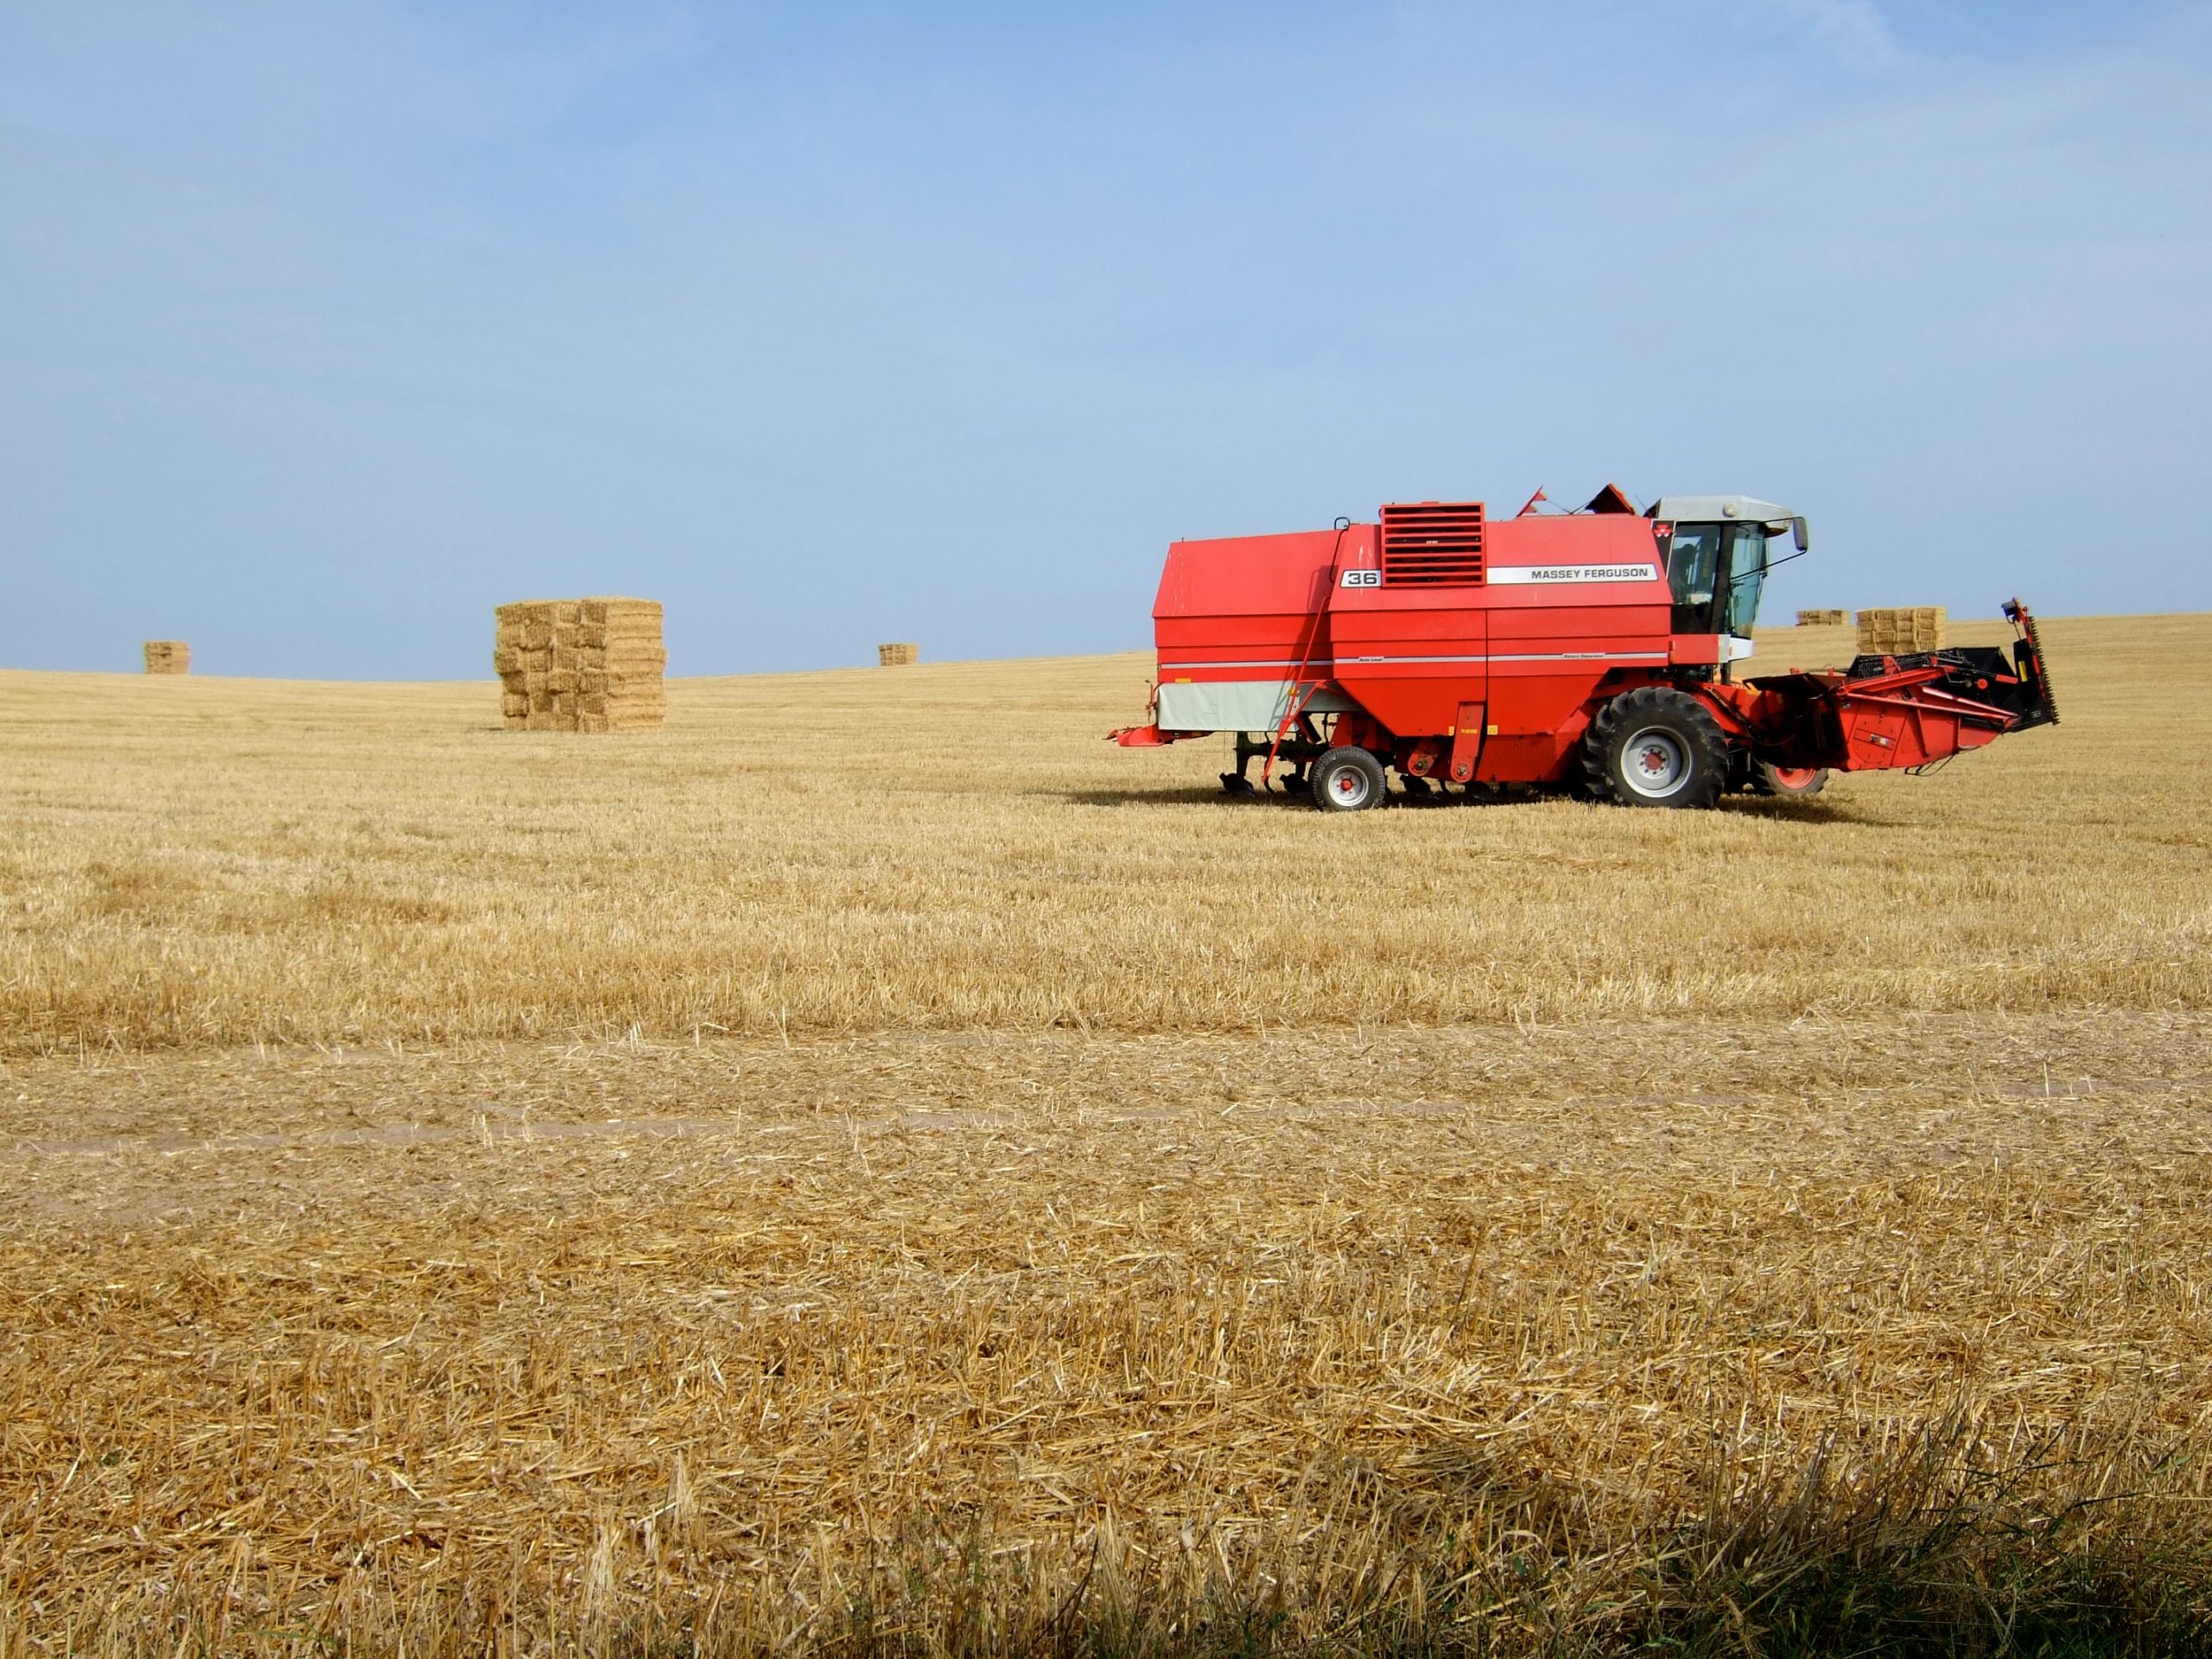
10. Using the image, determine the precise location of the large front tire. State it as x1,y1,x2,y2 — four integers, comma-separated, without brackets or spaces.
1311,746,1388,812
1582,687,1729,809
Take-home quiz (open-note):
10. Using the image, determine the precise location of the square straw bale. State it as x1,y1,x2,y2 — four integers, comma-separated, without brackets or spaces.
1856,607,1948,654
496,595,665,731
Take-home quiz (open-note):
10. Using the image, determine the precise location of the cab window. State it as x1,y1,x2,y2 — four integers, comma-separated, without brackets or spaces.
1668,524,1721,610
1723,526,1767,637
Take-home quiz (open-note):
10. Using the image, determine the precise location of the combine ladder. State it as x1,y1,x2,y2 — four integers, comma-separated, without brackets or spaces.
1258,521,1352,791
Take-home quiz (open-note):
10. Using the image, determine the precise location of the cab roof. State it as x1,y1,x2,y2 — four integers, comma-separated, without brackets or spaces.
1647,495,1798,530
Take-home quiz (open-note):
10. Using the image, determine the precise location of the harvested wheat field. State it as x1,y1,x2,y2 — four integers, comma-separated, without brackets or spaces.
2,613,2209,1655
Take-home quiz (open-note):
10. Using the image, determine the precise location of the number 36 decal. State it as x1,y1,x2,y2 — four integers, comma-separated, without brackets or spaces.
1340,568,1382,588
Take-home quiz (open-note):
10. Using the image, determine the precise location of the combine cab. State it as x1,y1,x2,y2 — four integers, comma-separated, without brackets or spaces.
1112,488,2056,809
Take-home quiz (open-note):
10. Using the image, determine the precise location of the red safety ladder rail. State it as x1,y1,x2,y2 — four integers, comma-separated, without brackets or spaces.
1261,520,1352,789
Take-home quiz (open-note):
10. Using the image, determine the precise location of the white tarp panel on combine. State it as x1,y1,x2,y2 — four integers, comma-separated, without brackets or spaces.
1156,679,1355,734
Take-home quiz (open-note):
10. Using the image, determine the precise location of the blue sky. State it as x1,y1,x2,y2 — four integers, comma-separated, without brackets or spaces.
3,1,2207,677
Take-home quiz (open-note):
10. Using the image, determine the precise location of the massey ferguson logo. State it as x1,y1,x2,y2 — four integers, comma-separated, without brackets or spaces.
1490,562,1660,586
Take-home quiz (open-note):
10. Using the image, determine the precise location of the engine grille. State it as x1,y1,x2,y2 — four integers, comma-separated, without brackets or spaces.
1380,501,1485,585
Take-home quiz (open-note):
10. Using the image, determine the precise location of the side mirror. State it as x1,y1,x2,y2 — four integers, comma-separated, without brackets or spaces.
1792,517,1809,552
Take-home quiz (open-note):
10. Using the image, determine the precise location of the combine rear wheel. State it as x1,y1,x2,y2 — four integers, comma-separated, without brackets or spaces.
1750,761,1828,798
1583,688,1729,809
1311,746,1387,812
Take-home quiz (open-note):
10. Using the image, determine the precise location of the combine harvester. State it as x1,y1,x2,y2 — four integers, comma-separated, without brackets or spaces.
1112,487,2057,810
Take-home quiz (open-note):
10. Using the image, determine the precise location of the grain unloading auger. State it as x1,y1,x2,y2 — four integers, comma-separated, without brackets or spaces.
1111,489,2057,810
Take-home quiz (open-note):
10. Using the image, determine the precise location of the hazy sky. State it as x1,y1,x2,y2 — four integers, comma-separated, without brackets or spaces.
3,2,2207,678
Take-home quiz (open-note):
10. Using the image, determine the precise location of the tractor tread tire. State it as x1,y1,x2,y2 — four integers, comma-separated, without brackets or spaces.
1581,686,1730,810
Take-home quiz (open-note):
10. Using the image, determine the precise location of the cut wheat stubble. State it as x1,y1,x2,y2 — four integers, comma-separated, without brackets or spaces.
0,612,2209,1650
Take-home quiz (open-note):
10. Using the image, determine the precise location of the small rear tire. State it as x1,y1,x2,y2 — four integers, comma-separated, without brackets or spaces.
1311,746,1387,812
1582,687,1729,809
1750,761,1828,798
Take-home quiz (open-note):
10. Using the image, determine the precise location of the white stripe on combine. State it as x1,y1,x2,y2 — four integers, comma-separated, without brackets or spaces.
1490,651,1669,663
1154,658,1316,669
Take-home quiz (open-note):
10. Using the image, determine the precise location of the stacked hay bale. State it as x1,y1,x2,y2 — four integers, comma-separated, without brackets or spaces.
493,598,666,732
1795,608,1847,626
143,640,190,675
1856,607,1946,655
878,642,918,667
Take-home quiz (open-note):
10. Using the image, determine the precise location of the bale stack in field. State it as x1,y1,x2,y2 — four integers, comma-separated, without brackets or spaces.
1856,607,1947,655
143,640,190,675
493,598,666,732
878,642,918,667
1795,608,1847,626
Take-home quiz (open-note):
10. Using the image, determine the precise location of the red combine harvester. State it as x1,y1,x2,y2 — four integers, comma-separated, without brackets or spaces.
1112,487,2057,809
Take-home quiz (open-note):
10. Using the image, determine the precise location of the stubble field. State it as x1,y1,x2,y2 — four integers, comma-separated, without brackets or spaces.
2,613,2209,1655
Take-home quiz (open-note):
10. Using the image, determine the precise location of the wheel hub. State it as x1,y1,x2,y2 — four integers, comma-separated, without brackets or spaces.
1621,728,1687,797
